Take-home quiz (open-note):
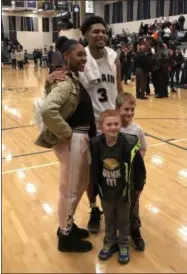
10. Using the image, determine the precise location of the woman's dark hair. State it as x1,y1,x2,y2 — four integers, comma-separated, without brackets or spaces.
60,39,80,55
80,15,107,36
55,36,68,51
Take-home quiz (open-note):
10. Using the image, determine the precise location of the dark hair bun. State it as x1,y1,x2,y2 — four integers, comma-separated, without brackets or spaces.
60,39,79,54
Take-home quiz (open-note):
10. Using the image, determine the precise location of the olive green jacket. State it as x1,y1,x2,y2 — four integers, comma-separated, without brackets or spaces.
35,76,79,148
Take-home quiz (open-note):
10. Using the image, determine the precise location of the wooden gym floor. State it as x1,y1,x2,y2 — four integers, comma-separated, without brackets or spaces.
2,64,187,273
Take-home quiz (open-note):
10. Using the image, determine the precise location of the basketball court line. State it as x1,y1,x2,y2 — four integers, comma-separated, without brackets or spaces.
145,133,187,151
2,138,187,174
148,138,187,147
136,118,187,120
2,118,187,131
2,161,59,174
2,124,35,130
155,100,187,109
2,136,187,162
2,149,52,160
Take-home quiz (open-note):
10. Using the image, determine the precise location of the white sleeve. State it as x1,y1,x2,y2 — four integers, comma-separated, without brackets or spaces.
139,128,147,151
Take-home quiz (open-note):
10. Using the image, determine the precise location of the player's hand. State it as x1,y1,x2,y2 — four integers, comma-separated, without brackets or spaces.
46,71,67,84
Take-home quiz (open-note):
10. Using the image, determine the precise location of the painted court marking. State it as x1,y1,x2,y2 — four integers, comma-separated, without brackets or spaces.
148,138,187,147
2,161,59,175
2,138,187,175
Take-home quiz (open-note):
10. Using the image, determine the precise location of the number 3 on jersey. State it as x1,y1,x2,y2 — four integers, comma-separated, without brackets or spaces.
98,88,108,102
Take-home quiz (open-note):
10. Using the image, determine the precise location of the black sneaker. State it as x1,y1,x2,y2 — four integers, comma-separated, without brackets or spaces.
155,95,164,98
137,96,148,100
131,229,145,251
58,230,93,253
87,207,103,234
57,223,89,240
98,243,119,260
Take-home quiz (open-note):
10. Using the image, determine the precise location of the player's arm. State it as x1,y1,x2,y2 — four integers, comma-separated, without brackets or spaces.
45,71,67,89
115,56,124,93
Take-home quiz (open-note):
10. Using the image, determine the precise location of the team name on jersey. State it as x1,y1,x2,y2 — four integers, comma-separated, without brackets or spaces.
98,74,115,84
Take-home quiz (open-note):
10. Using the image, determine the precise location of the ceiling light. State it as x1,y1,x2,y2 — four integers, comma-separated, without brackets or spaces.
74,7,79,12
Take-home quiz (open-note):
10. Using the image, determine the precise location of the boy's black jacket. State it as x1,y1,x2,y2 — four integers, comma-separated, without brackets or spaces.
89,133,146,203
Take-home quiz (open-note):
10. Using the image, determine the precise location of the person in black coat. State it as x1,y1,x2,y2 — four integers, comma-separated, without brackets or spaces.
134,45,150,99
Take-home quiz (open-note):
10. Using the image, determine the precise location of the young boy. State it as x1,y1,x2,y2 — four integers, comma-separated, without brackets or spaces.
90,109,146,264
115,92,147,251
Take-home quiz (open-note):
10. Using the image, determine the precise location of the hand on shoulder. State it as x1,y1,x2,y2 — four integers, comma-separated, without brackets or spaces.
46,70,68,85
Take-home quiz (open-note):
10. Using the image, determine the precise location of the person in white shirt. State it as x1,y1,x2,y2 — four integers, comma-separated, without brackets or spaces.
182,49,187,59
11,49,17,69
115,91,147,252
163,27,171,46
16,49,24,70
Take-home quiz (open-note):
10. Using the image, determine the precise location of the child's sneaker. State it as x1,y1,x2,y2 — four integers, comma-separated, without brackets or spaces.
118,247,130,264
98,243,119,260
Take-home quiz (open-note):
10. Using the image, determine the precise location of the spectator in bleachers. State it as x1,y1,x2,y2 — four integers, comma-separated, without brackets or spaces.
163,25,171,46
182,48,187,58
178,14,185,30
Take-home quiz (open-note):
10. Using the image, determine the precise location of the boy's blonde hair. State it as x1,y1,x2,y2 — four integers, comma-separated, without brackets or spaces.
98,109,121,128
115,92,136,109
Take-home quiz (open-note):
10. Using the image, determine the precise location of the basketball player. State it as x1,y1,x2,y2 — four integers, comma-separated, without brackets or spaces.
46,15,124,234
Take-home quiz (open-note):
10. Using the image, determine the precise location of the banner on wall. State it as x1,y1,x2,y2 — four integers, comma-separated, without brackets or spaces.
85,1,94,14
